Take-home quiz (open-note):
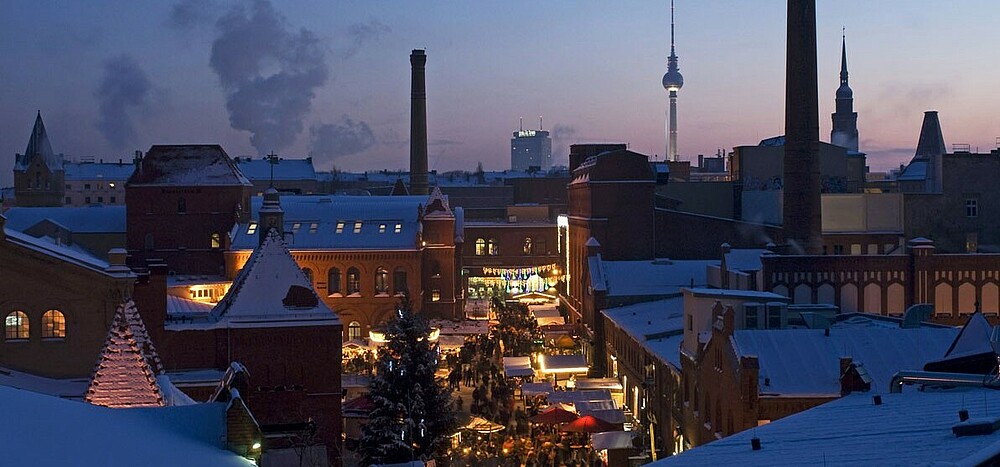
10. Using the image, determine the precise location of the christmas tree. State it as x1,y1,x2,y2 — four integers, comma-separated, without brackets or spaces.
360,298,457,465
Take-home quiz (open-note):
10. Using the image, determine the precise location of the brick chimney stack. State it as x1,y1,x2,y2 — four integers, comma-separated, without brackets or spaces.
409,49,429,196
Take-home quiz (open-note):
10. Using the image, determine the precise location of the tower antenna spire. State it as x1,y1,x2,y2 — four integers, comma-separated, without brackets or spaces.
670,0,676,53
519,116,523,132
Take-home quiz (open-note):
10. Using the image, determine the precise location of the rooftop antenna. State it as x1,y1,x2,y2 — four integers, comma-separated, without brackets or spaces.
266,152,279,188
539,115,543,131
519,116,523,132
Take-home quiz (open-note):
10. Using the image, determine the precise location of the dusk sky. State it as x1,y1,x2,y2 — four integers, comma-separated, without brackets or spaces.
2,0,998,187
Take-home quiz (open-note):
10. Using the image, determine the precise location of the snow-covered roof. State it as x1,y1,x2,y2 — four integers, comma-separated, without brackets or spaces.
128,145,251,186
0,366,89,400
86,301,165,408
937,312,995,362
2,205,126,233
592,258,716,297
653,387,1000,466
234,158,316,181
685,288,788,301
734,325,959,396
170,230,339,330
15,112,62,172
167,295,215,315
897,160,928,181
230,194,427,251
0,385,254,466
64,161,135,180
603,298,685,370
3,227,129,276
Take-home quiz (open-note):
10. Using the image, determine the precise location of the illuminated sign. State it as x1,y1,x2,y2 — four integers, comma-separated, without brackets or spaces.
517,130,537,137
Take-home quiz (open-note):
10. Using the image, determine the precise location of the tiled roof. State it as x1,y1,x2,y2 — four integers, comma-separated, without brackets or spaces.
85,301,165,408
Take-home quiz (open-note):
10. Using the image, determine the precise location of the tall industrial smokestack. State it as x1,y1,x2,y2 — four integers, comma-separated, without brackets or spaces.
409,49,429,196
782,0,823,255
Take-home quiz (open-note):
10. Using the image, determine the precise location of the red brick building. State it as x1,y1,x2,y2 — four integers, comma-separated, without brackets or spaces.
126,145,252,275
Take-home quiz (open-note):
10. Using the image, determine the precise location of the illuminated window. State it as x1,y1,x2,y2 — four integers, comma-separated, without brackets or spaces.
348,321,362,341
42,310,65,338
375,267,389,294
309,223,318,234
336,222,345,234
394,223,402,233
292,223,302,233
393,268,408,295
210,233,221,249
431,289,441,302
247,222,258,235
475,238,486,256
523,237,533,255
487,238,499,256
379,224,386,234
347,268,361,295
5,311,29,340
109,182,116,188
327,268,341,294
354,221,362,234
302,268,314,283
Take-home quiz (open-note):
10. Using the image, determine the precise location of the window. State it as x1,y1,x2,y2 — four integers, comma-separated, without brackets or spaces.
967,198,979,218
744,304,759,329
85,196,91,204
211,233,221,249
144,233,155,250
65,184,71,190
394,223,402,233
375,267,389,294
177,197,187,213
41,310,65,338
292,223,302,233
536,238,547,255
523,237,533,255
309,223,318,234
347,268,361,295
767,304,783,329
302,268,314,283
348,321,362,341
97,196,104,203
353,221,362,234
327,268,341,295
64,197,71,204
110,196,116,203
833,245,844,255
488,238,499,256
109,183,116,189
84,183,91,190
393,267,408,294
967,233,979,253
431,289,441,301
5,311,29,340
475,238,487,256
336,222,345,234
379,224,386,233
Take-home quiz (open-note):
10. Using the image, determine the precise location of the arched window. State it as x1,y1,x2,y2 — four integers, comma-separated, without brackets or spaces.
347,267,361,295
210,232,221,249
475,238,486,256
177,197,187,213
523,237,533,255
487,238,499,256
302,268,314,284
327,268,341,295
348,321,362,341
42,310,65,338
5,311,29,340
375,267,389,295
393,267,408,295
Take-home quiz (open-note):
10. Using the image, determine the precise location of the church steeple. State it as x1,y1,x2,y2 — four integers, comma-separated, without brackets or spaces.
14,111,66,207
831,30,859,153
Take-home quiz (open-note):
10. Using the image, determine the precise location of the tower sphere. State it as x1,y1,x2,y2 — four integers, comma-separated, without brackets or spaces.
663,69,683,92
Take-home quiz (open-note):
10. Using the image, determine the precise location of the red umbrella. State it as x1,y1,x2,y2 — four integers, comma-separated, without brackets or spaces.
530,406,579,424
561,415,618,433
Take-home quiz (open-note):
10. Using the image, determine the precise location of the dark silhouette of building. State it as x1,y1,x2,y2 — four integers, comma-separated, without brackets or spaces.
409,50,429,196
830,33,859,153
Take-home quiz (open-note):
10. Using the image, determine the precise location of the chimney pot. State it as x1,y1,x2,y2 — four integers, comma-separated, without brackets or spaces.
751,437,762,451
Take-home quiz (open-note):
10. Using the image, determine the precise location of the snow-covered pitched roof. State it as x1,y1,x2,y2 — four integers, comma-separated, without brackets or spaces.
170,230,339,330
602,297,686,370
128,145,251,186
724,248,771,272
733,325,959,396
897,160,928,181
230,194,425,251
15,112,62,172
0,366,89,400
2,205,126,233
3,227,130,277
940,312,995,361
594,258,716,297
86,301,164,408
653,387,1000,466
64,162,135,180
167,295,215,315
235,158,316,181
0,385,254,466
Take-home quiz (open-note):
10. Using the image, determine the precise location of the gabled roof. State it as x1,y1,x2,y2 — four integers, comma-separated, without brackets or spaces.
15,112,62,172
733,325,959,396
170,229,339,330
230,195,424,251
85,301,165,408
127,145,251,186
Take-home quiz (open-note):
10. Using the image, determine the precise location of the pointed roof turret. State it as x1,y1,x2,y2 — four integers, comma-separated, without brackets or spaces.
836,32,853,100
16,111,62,172
914,111,947,160
85,300,165,408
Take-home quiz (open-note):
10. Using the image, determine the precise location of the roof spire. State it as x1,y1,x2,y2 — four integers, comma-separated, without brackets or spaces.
840,28,849,87
670,0,676,56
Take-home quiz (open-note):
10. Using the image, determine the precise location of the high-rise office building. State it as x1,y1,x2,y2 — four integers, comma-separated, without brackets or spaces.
510,125,552,171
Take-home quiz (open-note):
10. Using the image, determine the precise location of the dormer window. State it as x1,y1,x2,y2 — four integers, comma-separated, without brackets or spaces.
336,222,345,234
379,224,386,234
394,223,402,233
247,222,258,235
309,223,318,234
353,221,362,234
292,223,302,233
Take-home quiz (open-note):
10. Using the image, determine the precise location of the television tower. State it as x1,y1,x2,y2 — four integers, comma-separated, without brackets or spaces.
662,0,684,162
